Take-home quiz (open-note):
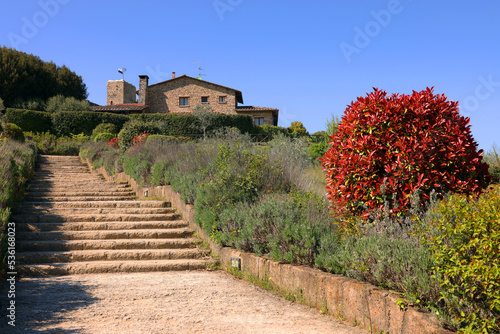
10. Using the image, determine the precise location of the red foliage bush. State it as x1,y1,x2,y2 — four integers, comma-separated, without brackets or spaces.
321,87,490,218
106,137,119,149
131,132,150,147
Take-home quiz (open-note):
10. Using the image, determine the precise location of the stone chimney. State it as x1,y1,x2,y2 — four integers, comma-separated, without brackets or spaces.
138,75,149,105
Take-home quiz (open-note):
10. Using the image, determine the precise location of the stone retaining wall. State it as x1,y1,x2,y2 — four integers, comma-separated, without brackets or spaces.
84,158,451,334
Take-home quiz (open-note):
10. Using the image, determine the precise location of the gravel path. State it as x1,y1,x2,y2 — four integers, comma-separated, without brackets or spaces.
1,271,367,333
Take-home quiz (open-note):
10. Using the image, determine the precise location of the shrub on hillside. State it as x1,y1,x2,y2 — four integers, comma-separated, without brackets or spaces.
288,121,309,137
0,139,37,207
5,108,52,133
91,123,119,138
195,143,288,238
117,121,161,149
146,134,179,146
130,112,254,136
218,192,335,266
12,98,46,111
94,132,116,143
3,123,25,142
253,124,288,140
51,110,129,137
0,97,5,112
417,186,500,333
46,95,90,113
25,131,88,155
321,88,491,219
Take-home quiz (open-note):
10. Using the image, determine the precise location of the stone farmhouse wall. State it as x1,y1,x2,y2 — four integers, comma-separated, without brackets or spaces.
147,77,237,114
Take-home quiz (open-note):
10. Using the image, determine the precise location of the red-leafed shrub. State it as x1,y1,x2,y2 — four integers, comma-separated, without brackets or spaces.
132,133,149,147
106,137,119,149
321,87,490,218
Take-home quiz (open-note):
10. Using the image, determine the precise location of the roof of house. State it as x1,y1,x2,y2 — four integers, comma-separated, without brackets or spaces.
91,104,148,114
236,106,279,113
148,75,244,104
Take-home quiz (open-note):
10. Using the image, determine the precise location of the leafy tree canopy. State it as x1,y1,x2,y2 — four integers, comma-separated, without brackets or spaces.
0,46,88,107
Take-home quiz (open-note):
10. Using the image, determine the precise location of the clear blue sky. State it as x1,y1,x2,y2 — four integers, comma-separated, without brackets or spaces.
1,0,499,150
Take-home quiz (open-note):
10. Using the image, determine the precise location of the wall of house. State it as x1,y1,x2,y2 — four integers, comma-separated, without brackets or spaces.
147,77,237,114
107,80,136,105
236,110,275,126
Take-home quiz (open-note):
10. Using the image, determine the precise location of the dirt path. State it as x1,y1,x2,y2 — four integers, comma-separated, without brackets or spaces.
1,271,367,333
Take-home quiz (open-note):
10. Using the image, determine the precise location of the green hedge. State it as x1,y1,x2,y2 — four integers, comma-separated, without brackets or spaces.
130,113,254,135
5,108,52,133
51,111,130,136
5,108,255,139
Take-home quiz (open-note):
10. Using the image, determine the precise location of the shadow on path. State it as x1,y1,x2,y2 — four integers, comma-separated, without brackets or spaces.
0,276,98,333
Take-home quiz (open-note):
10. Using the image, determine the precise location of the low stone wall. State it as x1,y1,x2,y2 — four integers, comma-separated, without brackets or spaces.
84,158,451,334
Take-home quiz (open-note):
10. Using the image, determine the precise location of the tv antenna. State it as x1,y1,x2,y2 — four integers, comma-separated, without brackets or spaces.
193,61,206,79
118,68,126,80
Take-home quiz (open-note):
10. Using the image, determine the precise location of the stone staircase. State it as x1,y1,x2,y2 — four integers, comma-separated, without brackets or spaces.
13,155,215,276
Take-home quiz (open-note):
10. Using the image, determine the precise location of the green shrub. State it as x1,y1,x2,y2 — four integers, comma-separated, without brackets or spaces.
0,139,37,277
94,132,116,143
5,108,52,133
146,134,179,145
12,98,46,111
130,112,254,135
3,123,25,142
288,121,309,137
46,95,90,113
253,124,288,140
484,145,500,184
92,123,119,138
121,146,152,186
51,110,129,137
0,97,5,112
25,131,89,155
418,186,500,333
218,192,335,265
195,143,287,238
0,139,37,206
117,121,161,149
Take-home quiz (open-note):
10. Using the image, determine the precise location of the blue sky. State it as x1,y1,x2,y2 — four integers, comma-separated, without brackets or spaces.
1,0,499,150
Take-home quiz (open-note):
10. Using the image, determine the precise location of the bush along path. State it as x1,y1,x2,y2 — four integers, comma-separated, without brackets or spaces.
13,155,215,275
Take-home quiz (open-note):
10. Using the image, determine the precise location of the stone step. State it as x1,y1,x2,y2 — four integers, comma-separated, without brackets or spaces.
11,213,181,223
18,228,192,241
16,200,170,209
29,180,129,186
36,167,89,171
17,258,216,276
18,238,199,251
15,207,176,216
18,220,188,232
23,196,136,202
30,178,107,183
25,190,135,197
28,184,131,191
17,248,204,264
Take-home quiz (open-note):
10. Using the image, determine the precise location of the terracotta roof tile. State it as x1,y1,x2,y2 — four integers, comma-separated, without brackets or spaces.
236,106,279,112
91,104,148,113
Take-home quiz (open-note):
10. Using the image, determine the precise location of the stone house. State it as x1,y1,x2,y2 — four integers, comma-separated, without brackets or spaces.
93,73,279,126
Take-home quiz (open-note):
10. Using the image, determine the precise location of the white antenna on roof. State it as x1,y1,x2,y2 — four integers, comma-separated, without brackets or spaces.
193,61,206,79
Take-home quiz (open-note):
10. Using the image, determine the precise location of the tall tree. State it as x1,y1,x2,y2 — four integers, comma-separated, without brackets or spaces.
0,46,88,107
